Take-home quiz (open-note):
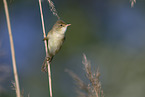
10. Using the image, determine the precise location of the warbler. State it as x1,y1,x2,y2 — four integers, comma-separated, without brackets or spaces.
44,20,71,62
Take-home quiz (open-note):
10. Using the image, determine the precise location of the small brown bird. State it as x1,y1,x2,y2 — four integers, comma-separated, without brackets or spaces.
44,20,71,62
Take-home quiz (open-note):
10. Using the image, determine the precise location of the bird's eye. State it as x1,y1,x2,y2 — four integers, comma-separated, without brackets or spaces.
60,24,63,26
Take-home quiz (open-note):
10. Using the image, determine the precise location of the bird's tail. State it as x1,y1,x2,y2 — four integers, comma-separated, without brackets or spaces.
41,56,53,72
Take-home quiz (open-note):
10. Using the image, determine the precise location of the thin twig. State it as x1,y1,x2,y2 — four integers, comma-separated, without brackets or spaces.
38,0,53,97
3,0,21,97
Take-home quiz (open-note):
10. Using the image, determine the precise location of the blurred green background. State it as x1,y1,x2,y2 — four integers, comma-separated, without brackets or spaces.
1,0,145,97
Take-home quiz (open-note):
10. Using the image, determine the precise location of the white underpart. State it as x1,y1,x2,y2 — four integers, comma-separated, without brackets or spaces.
59,26,67,34
48,26,68,55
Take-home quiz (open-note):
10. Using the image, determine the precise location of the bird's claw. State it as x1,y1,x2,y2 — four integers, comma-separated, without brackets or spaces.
46,57,51,61
43,37,48,41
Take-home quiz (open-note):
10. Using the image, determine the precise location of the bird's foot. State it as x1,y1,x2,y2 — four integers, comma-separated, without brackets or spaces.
43,37,48,41
46,57,51,62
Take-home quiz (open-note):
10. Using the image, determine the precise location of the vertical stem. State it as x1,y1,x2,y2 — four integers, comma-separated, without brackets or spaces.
3,0,21,97
47,62,52,97
38,0,53,97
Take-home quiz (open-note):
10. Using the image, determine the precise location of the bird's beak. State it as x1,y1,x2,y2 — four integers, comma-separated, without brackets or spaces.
67,24,71,26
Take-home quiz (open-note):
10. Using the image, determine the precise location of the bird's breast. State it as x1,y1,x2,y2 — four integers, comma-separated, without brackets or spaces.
48,33,64,55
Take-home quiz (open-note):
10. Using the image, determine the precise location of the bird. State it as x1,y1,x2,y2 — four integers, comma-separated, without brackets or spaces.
46,20,71,61
42,20,71,72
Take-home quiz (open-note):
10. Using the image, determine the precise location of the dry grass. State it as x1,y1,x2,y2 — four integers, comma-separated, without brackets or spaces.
3,0,21,97
66,54,104,97
130,0,136,7
38,0,53,97
47,0,60,19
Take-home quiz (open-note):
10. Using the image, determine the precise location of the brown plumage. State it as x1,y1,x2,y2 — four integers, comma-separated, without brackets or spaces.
45,20,71,62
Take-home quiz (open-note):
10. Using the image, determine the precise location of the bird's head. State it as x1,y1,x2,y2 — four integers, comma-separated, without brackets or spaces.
52,20,71,34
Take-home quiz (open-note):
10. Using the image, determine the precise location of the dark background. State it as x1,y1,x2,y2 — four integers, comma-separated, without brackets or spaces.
0,0,145,97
